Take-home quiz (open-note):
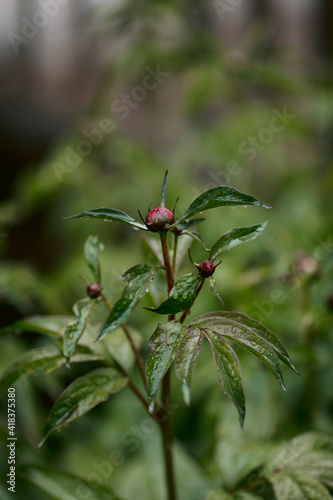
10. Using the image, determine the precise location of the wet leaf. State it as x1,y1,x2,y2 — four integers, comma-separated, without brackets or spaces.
180,186,271,220
196,311,299,374
19,465,122,500
146,322,186,412
84,235,104,283
63,298,96,362
63,207,147,230
174,326,204,405
191,313,286,391
0,346,102,395
205,331,245,427
209,222,268,261
98,264,161,340
173,218,205,231
146,273,203,315
39,367,128,446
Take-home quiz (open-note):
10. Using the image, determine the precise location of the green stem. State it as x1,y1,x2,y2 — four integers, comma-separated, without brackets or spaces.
172,233,178,276
122,323,147,389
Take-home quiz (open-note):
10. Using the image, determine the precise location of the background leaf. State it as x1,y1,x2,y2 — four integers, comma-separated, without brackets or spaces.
174,326,204,405
98,264,160,340
146,321,185,412
0,346,102,395
180,186,271,220
209,222,268,261
146,273,203,315
39,367,128,446
205,331,246,427
63,298,96,362
63,207,147,230
4,315,72,345
19,465,122,500
84,235,104,283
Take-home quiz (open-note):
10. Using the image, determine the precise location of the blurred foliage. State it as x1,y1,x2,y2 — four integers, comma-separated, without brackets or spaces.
1,1,333,499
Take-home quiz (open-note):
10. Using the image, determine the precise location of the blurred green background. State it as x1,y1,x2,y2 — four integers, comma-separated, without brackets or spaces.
0,1,333,499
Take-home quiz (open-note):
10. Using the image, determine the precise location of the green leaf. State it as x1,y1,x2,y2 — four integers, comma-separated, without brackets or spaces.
146,322,186,412
39,367,128,446
182,231,210,251
209,222,268,261
263,432,333,496
19,465,122,500
208,278,224,305
146,273,203,315
205,331,246,427
174,218,205,231
0,346,102,395
5,315,73,344
97,264,160,340
63,298,96,362
174,326,204,405
161,170,168,207
84,235,104,283
205,489,233,500
268,472,332,500
192,313,287,391
198,311,299,374
180,186,271,220
63,207,148,230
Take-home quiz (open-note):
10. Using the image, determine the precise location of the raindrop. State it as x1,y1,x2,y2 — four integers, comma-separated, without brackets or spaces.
250,341,257,347
243,205,248,208
199,212,203,214
259,348,265,354
182,294,188,300
132,227,139,231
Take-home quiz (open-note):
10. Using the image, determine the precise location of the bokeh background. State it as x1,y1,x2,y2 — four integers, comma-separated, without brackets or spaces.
0,1,333,499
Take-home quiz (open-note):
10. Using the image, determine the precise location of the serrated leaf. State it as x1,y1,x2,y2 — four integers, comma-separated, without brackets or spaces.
84,235,104,283
182,231,210,251
63,298,96,362
146,322,185,412
0,346,103,395
63,207,148,230
174,327,204,405
209,222,268,261
192,314,286,391
98,264,160,340
180,186,271,220
205,332,245,427
39,367,128,446
19,465,122,500
264,432,333,491
208,278,224,305
268,472,332,500
146,273,203,315
196,311,299,374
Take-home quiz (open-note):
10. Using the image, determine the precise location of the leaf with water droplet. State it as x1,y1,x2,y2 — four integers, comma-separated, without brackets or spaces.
209,222,268,261
191,312,287,391
146,322,186,412
145,273,203,315
63,298,96,363
179,186,271,221
63,207,148,230
174,326,204,406
39,367,128,446
97,264,162,340
205,331,245,428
